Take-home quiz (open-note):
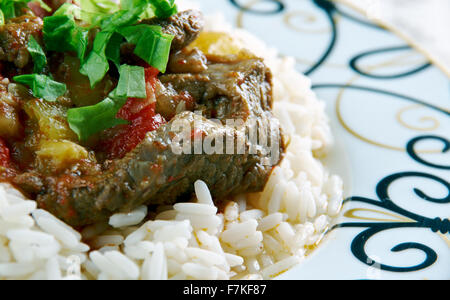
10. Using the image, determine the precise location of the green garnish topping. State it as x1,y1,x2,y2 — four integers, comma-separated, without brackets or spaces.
0,10,5,26
27,35,47,73
115,64,147,99
43,14,89,63
67,63,146,140
77,1,177,87
79,31,113,87
105,32,124,68
13,74,67,102
150,0,177,18
2,0,179,140
118,24,174,73
0,0,51,22
67,93,128,141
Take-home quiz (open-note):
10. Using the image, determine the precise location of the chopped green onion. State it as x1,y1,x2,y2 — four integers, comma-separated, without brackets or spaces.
67,92,128,141
13,74,67,102
43,15,77,52
150,0,177,18
116,64,146,99
79,31,113,87
118,24,173,72
99,4,146,32
105,32,124,68
134,28,173,72
0,10,5,26
0,2,15,20
53,3,82,18
80,0,120,15
27,35,47,73
35,0,51,12
43,14,89,63
67,63,148,140
0,1,51,20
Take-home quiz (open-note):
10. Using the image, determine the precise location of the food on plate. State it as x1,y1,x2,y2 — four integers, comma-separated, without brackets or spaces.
0,0,343,280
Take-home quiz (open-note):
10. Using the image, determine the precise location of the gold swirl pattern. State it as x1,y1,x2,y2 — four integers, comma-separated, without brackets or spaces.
234,1,446,153
229,0,450,276
334,49,446,153
235,0,263,29
283,10,332,34
396,104,441,132
235,0,345,69
344,208,412,223
336,88,446,154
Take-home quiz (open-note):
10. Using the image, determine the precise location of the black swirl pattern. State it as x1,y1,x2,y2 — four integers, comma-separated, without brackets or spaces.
334,169,449,272
303,0,337,76
229,0,285,15
407,136,450,170
227,0,449,276
349,46,432,79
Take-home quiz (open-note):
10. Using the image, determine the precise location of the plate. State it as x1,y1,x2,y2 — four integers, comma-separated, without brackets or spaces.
196,0,450,280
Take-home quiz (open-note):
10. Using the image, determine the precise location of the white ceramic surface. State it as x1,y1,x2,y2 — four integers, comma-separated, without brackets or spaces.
197,0,450,280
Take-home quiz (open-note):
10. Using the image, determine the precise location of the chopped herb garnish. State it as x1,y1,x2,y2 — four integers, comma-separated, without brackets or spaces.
53,3,81,18
79,31,113,87
105,32,124,68
6,0,179,139
116,64,146,99
27,35,47,73
99,4,145,32
43,15,89,63
67,63,148,140
0,0,51,21
13,74,67,102
117,24,174,72
0,10,5,26
67,92,128,141
78,2,176,86
132,27,174,73
150,0,177,18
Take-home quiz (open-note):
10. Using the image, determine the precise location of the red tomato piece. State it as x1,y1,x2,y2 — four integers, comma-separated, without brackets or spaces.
100,67,166,159
0,137,11,168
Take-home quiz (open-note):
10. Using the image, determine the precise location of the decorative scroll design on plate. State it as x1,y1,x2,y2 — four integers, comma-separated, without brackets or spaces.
226,0,450,275
312,84,450,152
333,135,450,272
229,0,285,15
396,105,441,132
349,46,432,79
302,0,337,76
407,135,450,170
232,0,339,76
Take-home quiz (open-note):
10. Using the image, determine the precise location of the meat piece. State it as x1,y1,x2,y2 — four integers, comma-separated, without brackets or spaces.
141,9,204,51
0,15,43,69
167,48,208,74
154,80,196,120
33,56,285,226
157,57,273,121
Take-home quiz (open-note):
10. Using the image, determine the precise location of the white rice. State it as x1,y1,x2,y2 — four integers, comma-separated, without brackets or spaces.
0,6,343,280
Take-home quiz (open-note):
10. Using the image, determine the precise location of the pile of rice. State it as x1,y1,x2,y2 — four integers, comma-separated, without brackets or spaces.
0,10,343,280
